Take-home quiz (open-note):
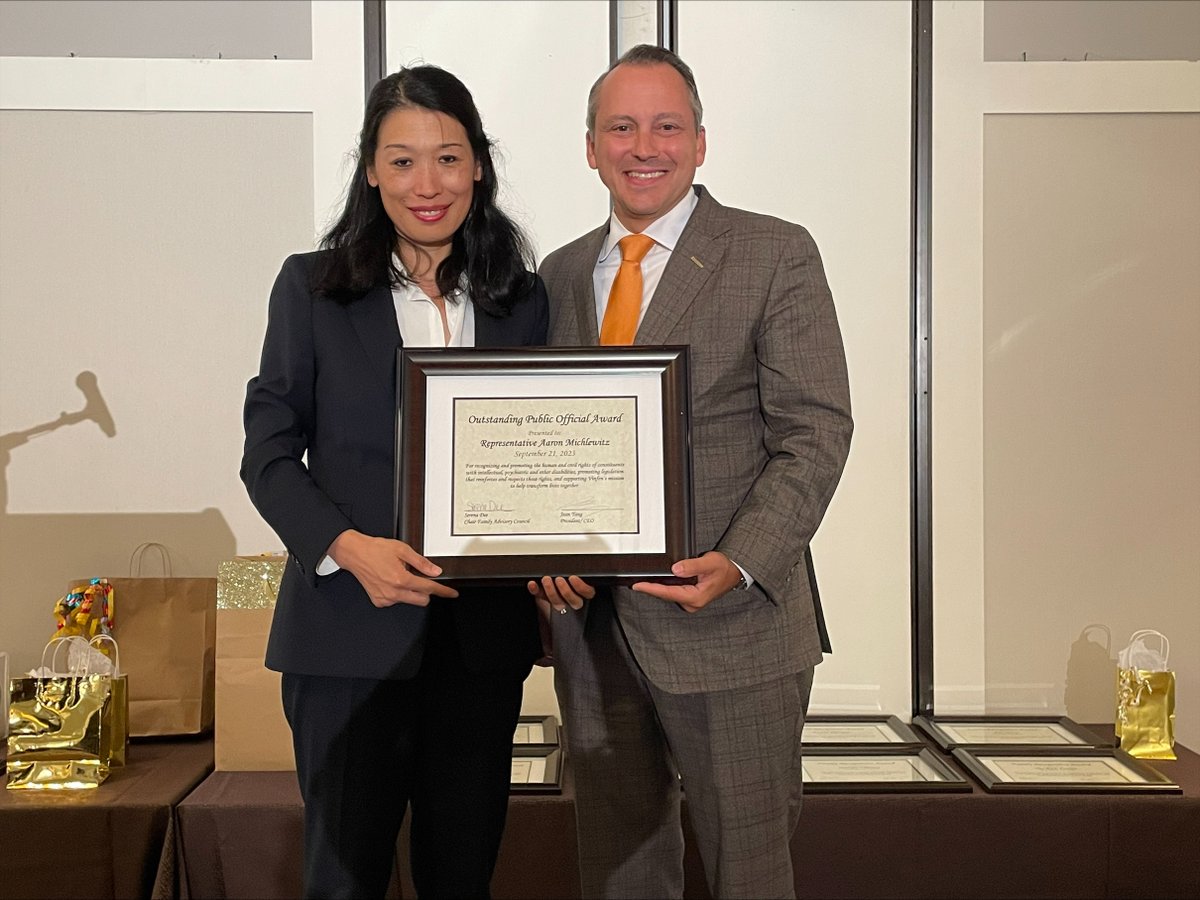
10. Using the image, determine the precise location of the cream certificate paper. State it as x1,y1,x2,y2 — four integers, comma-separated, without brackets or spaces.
939,723,1087,745
454,397,638,535
422,371,667,558
510,757,547,784
981,756,1141,784
805,723,910,744
513,721,546,744
803,756,945,783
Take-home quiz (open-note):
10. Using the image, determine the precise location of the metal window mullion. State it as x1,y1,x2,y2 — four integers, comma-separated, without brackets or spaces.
364,0,386,99
911,0,934,718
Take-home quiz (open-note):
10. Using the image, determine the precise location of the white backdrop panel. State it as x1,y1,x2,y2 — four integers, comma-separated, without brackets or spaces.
680,0,913,715
0,110,313,673
932,1,1200,747
385,0,611,262
384,0,609,714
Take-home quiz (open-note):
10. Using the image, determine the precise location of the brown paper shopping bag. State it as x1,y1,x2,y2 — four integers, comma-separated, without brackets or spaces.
215,607,295,771
70,543,216,736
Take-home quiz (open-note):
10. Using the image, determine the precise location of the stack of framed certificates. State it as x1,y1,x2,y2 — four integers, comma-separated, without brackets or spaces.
800,715,970,792
510,715,563,794
911,715,1181,794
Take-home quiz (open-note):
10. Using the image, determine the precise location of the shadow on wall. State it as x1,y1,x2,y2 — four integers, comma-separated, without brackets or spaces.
1064,624,1118,724
1,370,236,673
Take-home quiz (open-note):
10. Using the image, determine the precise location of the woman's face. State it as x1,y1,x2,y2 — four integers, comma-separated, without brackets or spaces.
366,106,481,271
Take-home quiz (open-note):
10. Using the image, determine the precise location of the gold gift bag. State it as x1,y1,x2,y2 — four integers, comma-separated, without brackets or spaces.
1,651,8,776
1115,629,1176,760
89,633,129,768
7,638,116,789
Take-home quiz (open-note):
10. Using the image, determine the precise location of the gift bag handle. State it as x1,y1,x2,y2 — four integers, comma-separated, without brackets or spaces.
43,636,88,676
89,633,121,676
42,636,71,674
1126,629,1169,666
130,542,173,577
43,635,120,677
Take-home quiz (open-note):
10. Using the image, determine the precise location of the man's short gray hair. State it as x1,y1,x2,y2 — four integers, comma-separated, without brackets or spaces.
585,44,704,134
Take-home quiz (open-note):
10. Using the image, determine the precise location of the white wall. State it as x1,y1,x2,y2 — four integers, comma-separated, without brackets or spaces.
0,1,363,674
932,2,1200,745
2,1,1197,747
681,0,914,716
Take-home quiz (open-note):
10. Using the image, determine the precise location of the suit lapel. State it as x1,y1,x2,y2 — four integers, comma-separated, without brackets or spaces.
636,187,730,346
569,227,607,345
475,303,498,347
347,284,402,391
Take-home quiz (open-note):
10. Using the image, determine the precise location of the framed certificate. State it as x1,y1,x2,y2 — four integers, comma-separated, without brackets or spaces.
803,715,924,748
513,715,559,747
801,747,970,793
952,747,1181,794
510,746,563,794
396,346,694,584
912,715,1107,751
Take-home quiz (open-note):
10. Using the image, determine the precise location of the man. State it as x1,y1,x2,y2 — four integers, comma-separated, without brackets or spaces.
532,45,853,899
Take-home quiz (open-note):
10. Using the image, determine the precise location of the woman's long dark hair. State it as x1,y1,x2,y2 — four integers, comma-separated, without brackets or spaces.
315,66,534,315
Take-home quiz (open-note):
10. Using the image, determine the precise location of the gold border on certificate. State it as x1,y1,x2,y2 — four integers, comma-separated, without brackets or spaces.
397,347,695,584
951,747,1181,794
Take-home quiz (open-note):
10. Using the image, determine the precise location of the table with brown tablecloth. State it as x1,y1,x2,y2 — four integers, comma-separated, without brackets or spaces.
175,735,1199,900
0,736,213,900
785,741,1200,899
174,763,581,900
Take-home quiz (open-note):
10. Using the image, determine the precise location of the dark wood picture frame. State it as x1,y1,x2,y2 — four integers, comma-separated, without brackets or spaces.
803,715,925,749
951,746,1181,794
396,346,694,584
802,746,971,793
912,715,1109,751
510,746,563,794
513,714,560,747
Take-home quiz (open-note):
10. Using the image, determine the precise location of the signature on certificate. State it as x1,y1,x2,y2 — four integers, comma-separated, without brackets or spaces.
560,496,624,514
466,500,514,512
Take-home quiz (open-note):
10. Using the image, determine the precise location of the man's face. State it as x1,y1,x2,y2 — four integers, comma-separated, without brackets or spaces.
586,63,706,233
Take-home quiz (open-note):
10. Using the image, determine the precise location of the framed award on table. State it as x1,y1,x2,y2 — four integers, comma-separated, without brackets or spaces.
801,747,971,793
396,346,694,585
951,747,1181,794
513,715,560,748
912,715,1108,751
510,746,563,794
802,715,925,749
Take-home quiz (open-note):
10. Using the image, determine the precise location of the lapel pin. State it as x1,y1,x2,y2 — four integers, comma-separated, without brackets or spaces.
690,256,705,268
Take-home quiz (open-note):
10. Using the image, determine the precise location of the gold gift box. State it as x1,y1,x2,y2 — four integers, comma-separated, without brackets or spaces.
216,554,286,610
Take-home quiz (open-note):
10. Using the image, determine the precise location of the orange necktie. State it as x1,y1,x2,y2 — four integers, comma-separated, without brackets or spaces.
600,233,656,345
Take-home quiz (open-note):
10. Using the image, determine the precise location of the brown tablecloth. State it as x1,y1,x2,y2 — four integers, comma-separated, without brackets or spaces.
174,765,581,900
0,736,214,900
175,738,1199,900
781,741,1200,900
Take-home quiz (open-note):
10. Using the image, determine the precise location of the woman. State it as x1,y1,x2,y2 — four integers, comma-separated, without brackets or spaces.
240,66,546,899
